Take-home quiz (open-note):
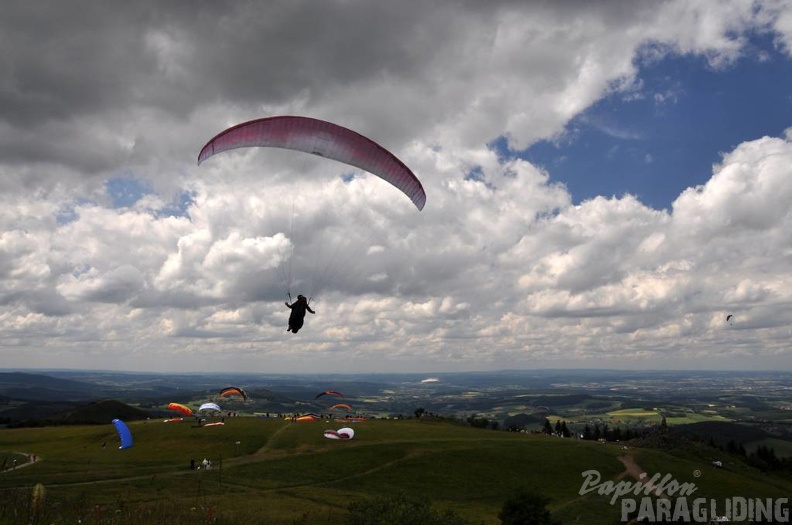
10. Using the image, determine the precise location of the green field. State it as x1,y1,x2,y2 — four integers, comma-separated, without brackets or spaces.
607,408,663,423
664,413,730,425
1,418,790,524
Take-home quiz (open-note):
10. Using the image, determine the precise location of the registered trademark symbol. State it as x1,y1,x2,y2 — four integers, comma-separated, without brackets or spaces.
693,470,701,477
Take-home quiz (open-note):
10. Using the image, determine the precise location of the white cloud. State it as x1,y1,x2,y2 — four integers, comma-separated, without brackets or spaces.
0,1,790,372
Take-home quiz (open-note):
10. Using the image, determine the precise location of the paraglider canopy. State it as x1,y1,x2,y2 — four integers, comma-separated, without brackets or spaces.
337,427,355,439
219,386,248,401
199,402,222,413
330,403,353,412
324,427,355,440
167,402,193,416
315,390,344,399
197,116,426,210
112,419,133,449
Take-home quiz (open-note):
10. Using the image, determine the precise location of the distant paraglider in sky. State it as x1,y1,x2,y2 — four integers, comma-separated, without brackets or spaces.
315,390,344,399
112,419,133,450
330,403,353,412
219,387,248,401
197,115,427,211
726,314,733,326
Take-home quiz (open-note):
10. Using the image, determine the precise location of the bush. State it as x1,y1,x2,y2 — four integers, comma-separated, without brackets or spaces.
498,488,560,525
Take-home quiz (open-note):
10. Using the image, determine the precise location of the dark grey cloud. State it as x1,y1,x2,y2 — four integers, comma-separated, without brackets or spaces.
0,1,790,372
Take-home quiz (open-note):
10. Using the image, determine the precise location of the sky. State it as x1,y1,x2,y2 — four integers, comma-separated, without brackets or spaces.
1,0,791,374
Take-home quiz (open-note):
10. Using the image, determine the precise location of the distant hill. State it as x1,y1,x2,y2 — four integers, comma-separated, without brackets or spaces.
52,399,152,425
672,421,771,445
2,399,151,427
244,388,320,413
0,371,111,402
1,401,79,423
0,371,207,405
530,394,592,407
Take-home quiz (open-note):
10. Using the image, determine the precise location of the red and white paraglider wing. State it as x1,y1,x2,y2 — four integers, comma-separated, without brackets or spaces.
337,427,355,439
198,116,426,211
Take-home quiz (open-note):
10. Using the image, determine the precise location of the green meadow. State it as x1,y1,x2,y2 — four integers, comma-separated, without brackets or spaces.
605,407,731,426
607,408,663,423
1,418,790,524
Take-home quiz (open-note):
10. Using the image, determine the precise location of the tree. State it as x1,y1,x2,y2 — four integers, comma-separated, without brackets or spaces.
542,418,553,435
498,487,560,525
467,414,489,428
414,407,426,419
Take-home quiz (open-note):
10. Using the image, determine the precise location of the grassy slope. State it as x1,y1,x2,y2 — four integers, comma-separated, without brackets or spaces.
1,418,790,524
745,437,792,459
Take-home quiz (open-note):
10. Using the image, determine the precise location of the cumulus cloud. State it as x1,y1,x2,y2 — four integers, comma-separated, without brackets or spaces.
0,1,790,372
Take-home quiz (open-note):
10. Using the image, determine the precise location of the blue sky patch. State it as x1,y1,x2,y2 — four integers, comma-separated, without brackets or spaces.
156,190,195,219
518,34,792,210
106,177,152,208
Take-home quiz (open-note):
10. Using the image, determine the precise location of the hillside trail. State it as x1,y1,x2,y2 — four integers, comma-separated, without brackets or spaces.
0,452,42,475
217,446,431,494
203,419,300,468
13,422,342,488
550,451,667,522
616,454,666,497
253,420,292,455
18,427,459,491
616,454,674,525
24,425,296,488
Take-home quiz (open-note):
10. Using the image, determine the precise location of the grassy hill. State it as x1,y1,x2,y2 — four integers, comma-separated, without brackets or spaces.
2,399,152,428
1,418,790,524
672,421,770,444
52,399,152,425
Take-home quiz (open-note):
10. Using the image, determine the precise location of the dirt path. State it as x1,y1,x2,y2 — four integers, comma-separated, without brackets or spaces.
253,420,294,455
218,447,430,494
616,454,665,497
22,434,470,490
0,452,42,474
36,426,297,488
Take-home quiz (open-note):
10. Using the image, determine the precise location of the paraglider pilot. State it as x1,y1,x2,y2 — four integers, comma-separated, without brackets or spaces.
285,295,315,334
